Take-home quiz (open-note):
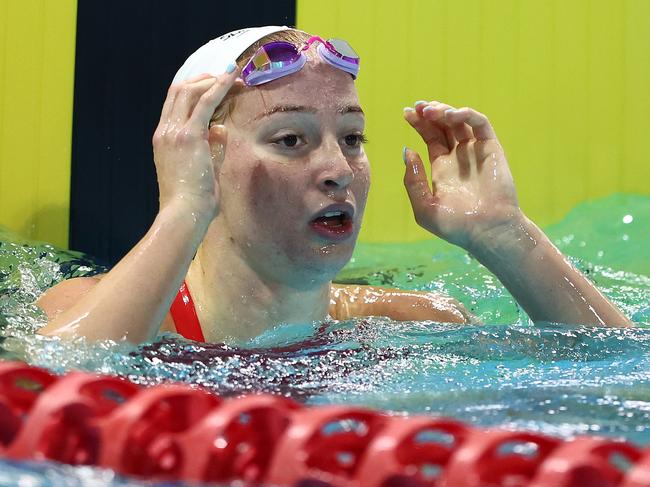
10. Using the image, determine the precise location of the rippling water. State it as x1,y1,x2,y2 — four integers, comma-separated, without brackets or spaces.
0,194,648,485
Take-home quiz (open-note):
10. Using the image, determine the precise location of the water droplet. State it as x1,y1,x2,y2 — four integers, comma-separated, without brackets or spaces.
622,214,633,224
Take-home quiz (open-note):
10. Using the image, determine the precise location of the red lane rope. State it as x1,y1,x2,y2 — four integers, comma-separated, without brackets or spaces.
0,360,648,487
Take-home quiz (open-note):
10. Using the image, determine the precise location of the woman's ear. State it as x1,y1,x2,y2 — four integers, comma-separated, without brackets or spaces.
208,124,228,167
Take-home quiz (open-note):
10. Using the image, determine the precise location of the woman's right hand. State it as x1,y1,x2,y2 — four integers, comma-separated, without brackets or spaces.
152,68,239,220
36,67,242,343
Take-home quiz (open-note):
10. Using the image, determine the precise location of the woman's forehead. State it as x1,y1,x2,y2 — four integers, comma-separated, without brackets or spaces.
233,60,360,122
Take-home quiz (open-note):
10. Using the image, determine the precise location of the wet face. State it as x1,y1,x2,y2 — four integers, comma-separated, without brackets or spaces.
216,55,370,287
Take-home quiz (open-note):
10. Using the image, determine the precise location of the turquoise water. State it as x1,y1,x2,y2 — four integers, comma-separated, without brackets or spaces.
0,193,648,485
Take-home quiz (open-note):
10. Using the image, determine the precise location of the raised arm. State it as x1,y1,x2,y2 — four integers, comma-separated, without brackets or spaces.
402,101,632,327
37,68,239,342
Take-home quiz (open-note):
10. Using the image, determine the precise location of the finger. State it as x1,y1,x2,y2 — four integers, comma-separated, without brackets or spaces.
188,67,240,129
416,100,451,120
184,72,216,84
438,108,473,180
403,147,436,217
444,107,497,141
443,108,474,143
413,99,434,115
446,107,503,175
159,85,180,127
421,103,458,149
169,77,223,124
159,74,216,125
403,107,450,159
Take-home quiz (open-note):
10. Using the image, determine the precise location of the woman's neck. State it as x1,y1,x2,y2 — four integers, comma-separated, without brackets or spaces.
185,231,331,343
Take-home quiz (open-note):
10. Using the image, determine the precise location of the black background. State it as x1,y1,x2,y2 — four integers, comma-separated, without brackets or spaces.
70,0,296,265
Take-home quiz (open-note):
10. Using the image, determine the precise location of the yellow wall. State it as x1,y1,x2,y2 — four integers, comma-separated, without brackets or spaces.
297,0,650,242
0,1,648,247
0,0,76,248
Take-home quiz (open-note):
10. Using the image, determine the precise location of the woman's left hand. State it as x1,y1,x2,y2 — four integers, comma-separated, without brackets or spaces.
402,101,633,328
402,101,522,252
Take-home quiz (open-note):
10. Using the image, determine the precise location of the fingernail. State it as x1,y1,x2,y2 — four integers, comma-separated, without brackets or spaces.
445,108,457,115
225,62,237,74
403,107,415,113
402,146,409,164
415,100,428,106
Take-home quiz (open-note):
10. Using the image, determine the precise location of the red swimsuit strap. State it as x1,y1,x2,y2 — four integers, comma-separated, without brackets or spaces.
170,281,331,343
169,281,205,342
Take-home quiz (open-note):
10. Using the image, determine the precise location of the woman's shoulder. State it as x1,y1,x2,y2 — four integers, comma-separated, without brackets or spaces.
36,275,105,321
330,283,472,324
35,275,177,333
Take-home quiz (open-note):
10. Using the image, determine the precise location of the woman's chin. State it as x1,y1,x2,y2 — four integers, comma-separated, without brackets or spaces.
308,240,356,272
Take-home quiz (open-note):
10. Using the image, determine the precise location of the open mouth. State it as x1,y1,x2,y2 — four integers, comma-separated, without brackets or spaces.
309,208,354,240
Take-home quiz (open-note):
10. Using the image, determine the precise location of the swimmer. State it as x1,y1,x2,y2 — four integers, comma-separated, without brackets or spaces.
35,26,632,343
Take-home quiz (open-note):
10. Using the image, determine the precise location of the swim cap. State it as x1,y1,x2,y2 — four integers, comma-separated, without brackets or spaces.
172,26,291,84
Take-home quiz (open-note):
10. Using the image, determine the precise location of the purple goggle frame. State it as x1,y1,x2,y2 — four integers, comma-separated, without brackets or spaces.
241,35,360,86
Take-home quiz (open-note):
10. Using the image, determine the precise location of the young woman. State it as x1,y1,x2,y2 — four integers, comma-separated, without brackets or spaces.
36,26,631,344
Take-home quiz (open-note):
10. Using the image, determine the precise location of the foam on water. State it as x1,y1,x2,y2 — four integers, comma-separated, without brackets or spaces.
0,193,648,483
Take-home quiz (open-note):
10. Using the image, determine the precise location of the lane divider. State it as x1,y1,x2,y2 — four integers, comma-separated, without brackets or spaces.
0,361,648,486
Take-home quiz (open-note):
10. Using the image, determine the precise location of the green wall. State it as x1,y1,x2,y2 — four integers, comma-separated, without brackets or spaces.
297,0,650,242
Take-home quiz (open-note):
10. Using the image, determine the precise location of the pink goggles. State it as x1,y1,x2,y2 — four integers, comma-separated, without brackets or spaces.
241,35,360,86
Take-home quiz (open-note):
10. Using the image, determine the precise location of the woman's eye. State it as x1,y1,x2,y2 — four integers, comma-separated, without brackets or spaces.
344,133,368,147
282,135,298,147
273,134,302,148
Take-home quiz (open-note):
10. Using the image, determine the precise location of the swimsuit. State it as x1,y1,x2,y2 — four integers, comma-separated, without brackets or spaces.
169,281,334,343
169,281,206,342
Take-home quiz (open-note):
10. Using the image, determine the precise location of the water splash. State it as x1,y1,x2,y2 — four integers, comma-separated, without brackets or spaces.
0,194,648,481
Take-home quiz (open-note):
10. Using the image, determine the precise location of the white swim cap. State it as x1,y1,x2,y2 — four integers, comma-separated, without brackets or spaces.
172,25,292,84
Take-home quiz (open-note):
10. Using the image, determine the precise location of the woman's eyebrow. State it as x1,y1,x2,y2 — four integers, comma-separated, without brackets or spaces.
340,105,364,116
254,104,364,120
255,105,317,120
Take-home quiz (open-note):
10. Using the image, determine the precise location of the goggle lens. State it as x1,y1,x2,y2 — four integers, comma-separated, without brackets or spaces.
244,41,300,75
327,38,359,60
242,37,359,86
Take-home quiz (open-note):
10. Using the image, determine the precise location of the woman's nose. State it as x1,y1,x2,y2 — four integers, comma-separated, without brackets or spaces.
316,145,354,192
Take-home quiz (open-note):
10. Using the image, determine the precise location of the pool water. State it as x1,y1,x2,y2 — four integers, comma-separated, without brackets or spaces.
0,193,648,485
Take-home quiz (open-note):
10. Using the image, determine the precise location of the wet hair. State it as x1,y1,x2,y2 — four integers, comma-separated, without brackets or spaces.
209,29,313,126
